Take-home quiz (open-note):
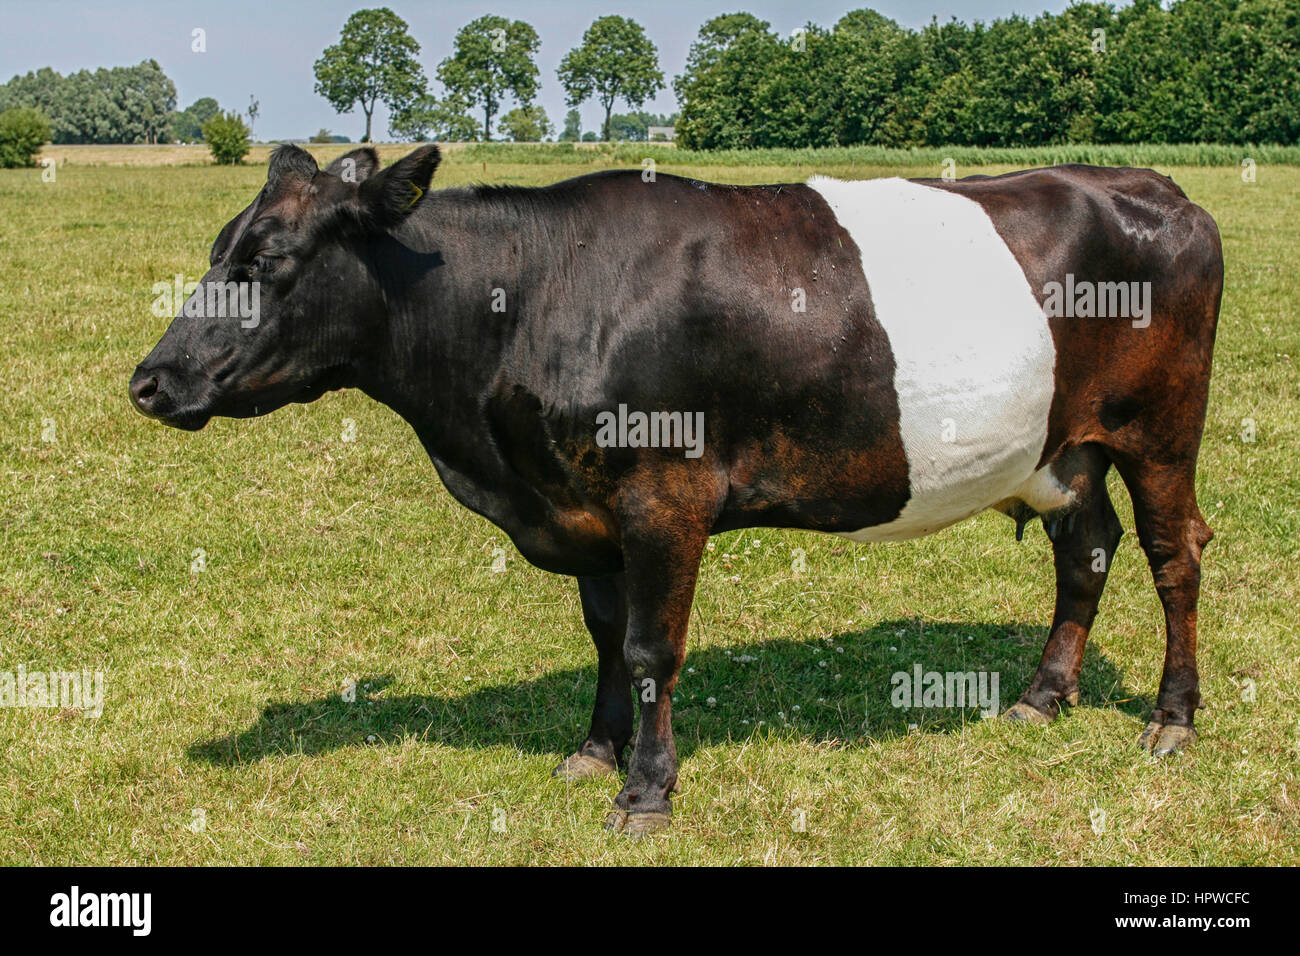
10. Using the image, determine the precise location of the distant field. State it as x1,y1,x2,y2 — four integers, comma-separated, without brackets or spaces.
37,140,1300,169
1,156,1297,864
37,142,468,167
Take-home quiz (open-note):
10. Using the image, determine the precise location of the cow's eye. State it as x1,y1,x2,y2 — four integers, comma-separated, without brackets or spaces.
249,255,275,277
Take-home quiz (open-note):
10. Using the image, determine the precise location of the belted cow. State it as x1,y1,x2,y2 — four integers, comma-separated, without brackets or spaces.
131,145,1222,834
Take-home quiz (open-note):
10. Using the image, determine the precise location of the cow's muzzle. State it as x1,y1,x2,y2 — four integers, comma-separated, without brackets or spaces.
129,365,211,430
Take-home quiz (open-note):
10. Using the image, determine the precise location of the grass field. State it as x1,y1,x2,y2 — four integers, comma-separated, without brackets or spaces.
1,147,1297,865
36,140,1300,169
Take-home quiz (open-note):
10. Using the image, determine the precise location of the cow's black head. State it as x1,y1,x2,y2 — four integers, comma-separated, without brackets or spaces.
129,144,440,430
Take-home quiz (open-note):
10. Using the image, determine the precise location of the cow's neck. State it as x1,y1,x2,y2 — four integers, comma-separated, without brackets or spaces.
353,188,563,527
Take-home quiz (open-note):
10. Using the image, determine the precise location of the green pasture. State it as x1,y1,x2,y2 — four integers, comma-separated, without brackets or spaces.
0,147,1296,864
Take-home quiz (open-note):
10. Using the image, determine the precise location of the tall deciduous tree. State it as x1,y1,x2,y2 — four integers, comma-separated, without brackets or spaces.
437,16,541,141
313,8,426,143
126,60,177,144
558,16,664,142
673,15,777,150
672,11,769,105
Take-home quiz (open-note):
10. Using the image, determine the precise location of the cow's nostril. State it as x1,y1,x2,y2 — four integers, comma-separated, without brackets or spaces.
130,373,160,413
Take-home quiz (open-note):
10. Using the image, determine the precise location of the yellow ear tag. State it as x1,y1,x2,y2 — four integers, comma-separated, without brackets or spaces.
406,181,424,209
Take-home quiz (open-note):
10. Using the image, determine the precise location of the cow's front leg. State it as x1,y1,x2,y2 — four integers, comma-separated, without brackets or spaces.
604,519,707,836
553,574,630,781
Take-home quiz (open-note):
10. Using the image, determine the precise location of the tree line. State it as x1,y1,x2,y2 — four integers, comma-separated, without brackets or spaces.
0,61,178,144
675,0,1300,149
3,1,1298,152
0,60,255,147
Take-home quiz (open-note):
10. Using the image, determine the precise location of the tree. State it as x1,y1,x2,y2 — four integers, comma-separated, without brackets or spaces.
559,108,581,141
313,7,427,142
673,12,770,104
1092,0,1219,144
0,107,51,167
246,94,259,139
438,16,541,141
742,24,853,149
673,18,781,149
201,111,250,164
310,128,334,143
1212,0,1300,144
389,92,480,142
170,96,219,142
609,111,674,141
831,10,916,146
124,60,178,144
189,97,220,126
170,112,199,142
0,68,64,133
558,16,664,141
914,11,1100,147
607,113,644,141
500,104,553,141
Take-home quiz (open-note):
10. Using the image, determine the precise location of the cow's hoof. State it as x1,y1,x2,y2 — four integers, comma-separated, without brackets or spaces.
1139,721,1196,757
552,752,618,781
1003,701,1053,724
604,809,671,837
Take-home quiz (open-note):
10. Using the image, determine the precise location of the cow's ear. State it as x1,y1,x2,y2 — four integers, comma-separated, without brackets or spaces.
324,147,380,184
210,192,263,265
266,144,319,193
357,145,441,230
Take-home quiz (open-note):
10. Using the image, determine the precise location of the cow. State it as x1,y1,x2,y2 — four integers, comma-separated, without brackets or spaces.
130,145,1222,835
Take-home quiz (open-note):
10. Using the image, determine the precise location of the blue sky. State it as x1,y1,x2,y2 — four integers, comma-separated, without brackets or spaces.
3,0,1090,140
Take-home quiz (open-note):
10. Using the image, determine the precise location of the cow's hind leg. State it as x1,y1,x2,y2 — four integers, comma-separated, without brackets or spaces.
1006,448,1123,723
1113,457,1213,756
553,574,631,781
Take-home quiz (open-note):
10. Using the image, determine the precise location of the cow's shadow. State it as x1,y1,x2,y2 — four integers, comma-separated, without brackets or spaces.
188,619,1147,767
